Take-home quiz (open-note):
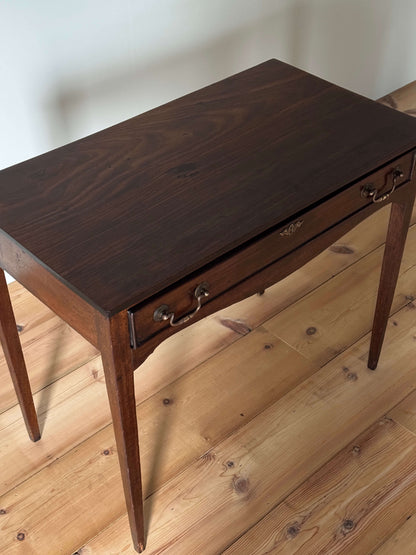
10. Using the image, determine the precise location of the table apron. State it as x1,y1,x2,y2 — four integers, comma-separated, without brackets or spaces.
128,151,414,346
0,233,100,348
130,177,415,368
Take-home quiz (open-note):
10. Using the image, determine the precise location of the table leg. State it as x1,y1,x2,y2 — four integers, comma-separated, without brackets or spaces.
0,268,40,441
98,312,145,553
368,193,415,370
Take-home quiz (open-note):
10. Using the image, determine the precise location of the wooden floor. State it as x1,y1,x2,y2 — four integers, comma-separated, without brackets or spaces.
1,86,416,554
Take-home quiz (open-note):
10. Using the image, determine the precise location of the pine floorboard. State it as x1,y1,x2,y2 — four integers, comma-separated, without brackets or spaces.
0,85,416,554
374,511,416,555
224,418,416,554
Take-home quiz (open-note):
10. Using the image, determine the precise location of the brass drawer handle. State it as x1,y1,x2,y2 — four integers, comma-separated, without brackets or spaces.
153,282,210,327
361,167,404,203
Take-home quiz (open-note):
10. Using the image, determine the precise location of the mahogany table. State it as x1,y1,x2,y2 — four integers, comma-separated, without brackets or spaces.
0,59,416,552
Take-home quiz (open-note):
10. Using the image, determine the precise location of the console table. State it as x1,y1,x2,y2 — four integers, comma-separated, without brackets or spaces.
1,59,416,552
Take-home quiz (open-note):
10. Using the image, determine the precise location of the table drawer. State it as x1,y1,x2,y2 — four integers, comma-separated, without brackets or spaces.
128,150,415,347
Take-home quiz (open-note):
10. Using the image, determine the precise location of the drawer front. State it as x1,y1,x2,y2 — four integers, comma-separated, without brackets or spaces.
129,151,415,346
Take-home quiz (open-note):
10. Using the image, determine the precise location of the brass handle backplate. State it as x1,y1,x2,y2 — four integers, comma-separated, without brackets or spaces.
153,282,210,327
361,167,404,204
280,220,303,237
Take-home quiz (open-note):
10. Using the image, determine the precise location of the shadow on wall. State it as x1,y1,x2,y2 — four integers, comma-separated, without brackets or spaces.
292,0,412,99
44,4,294,148
44,0,406,150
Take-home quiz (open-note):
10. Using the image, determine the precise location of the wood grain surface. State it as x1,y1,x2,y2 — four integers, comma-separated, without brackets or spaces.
83,305,416,554
0,204,414,553
0,60,415,313
0,74,416,554
129,153,413,344
224,418,416,554
374,511,416,554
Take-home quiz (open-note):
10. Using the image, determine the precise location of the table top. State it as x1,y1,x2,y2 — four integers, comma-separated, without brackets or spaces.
1,59,416,315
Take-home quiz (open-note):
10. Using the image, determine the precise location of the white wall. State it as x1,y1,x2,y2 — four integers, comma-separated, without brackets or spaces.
1,0,416,283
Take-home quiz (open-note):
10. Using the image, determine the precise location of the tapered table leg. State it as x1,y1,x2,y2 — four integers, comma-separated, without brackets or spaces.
368,191,416,370
98,311,145,553
0,268,40,442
